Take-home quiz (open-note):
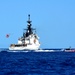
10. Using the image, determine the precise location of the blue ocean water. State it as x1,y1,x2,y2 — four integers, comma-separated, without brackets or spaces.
0,49,75,75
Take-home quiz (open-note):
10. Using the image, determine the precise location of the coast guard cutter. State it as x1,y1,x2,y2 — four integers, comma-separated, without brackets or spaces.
9,15,40,50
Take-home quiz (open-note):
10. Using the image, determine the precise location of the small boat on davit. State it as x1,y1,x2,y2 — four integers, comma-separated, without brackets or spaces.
9,15,40,50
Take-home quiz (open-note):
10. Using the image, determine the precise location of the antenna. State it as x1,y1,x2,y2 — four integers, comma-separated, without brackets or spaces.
27,14,32,24
28,14,30,20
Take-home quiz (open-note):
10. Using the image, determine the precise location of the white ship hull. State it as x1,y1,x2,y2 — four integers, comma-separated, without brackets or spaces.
9,44,40,50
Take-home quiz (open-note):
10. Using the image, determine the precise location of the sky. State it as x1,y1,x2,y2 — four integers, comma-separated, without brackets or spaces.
0,0,75,48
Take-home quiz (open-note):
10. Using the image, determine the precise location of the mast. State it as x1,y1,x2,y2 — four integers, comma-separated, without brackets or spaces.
23,14,36,38
27,14,33,34
27,14,32,44
24,14,33,37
